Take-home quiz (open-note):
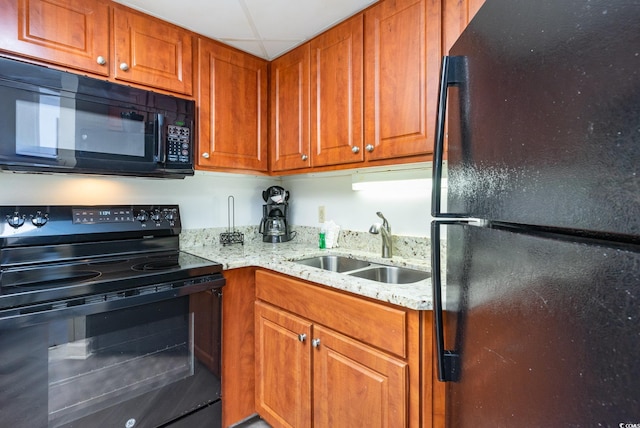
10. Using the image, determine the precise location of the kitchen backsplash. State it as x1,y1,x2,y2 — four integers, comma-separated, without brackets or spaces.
180,225,430,261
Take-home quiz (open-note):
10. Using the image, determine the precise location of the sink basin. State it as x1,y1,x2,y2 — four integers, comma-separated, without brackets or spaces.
348,266,430,284
294,255,371,272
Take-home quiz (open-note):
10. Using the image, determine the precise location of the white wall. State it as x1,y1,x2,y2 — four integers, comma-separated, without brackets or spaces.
0,167,432,236
0,170,279,229
282,169,432,237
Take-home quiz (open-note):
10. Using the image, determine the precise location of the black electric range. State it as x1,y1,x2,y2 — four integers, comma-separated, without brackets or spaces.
0,205,223,317
0,205,225,428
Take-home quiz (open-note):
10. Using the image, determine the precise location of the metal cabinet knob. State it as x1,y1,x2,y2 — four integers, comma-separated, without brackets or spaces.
365,144,374,152
298,333,307,342
352,146,360,154
202,152,210,159
96,56,107,65
119,62,130,71
301,154,308,161
311,338,321,348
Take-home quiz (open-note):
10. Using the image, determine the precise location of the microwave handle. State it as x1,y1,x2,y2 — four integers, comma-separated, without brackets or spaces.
155,113,166,163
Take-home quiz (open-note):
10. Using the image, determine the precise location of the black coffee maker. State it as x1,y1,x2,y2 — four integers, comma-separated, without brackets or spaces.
259,186,293,243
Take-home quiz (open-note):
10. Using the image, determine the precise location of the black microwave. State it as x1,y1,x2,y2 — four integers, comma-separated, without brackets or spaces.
0,57,195,179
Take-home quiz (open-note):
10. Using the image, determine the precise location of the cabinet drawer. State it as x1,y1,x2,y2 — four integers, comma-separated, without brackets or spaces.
255,270,408,358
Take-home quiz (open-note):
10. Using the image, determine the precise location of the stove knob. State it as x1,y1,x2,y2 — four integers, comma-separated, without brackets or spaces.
136,210,149,223
150,209,162,223
31,211,49,227
164,209,176,222
6,212,26,228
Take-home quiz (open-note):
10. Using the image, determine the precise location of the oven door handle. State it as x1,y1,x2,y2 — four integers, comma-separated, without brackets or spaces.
0,278,224,330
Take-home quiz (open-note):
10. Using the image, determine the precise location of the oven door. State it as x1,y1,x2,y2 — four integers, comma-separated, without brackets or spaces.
0,288,222,428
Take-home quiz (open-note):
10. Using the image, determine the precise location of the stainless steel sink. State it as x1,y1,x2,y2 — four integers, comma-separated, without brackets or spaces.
293,255,429,284
347,265,431,284
293,255,371,272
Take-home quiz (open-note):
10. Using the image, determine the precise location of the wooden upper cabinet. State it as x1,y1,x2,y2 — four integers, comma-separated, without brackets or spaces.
197,39,268,172
270,44,311,172
310,14,364,167
364,0,441,161
112,7,193,95
0,0,110,75
442,0,486,54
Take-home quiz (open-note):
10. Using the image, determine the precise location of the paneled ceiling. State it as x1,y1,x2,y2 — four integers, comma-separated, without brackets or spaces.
113,0,379,60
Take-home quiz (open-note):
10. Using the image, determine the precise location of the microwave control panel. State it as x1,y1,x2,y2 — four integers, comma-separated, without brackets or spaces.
167,125,191,164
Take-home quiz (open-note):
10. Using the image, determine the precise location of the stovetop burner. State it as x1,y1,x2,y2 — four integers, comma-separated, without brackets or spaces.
0,205,224,312
131,257,180,272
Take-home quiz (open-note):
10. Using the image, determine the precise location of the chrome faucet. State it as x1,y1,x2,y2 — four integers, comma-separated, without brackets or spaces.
369,211,393,258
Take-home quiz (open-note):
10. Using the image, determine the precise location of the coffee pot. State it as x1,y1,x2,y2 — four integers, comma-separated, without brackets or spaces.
259,186,294,243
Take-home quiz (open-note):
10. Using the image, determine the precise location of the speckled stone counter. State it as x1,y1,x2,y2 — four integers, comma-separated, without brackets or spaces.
181,227,434,311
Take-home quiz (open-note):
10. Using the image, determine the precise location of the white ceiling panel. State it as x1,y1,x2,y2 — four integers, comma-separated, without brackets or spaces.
244,0,377,39
113,0,378,59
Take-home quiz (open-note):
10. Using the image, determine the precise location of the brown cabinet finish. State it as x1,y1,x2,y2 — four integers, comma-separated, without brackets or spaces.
112,7,193,95
0,0,110,75
442,0,486,54
254,270,426,428
198,39,268,172
269,44,311,172
255,301,312,428
221,268,259,427
313,325,408,428
310,14,364,167
364,0,441,161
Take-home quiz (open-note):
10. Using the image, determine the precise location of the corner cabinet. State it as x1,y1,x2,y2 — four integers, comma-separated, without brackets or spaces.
197,39,268,172
254,270,433,428
270,15,366,174
0,0,110,76
364,0,442,162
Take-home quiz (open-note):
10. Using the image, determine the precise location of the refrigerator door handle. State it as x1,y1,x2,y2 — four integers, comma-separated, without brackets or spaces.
432,55,467,218
432,220,460,382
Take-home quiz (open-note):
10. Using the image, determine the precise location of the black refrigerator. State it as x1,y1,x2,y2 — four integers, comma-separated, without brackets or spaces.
430,0,640,426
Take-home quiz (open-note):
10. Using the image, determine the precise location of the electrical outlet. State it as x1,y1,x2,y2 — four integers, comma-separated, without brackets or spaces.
318,205,326,223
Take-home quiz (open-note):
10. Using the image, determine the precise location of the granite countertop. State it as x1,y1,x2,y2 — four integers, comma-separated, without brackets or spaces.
183,240,434,311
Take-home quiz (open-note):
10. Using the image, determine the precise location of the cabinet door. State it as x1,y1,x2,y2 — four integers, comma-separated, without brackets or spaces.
270,44,311,172
198,39,268,171
364,0,441,161
255,302,312,428
442,0,486,54
113,8,193,94
310,15,364,167
0,0,109,75
313,325,408,428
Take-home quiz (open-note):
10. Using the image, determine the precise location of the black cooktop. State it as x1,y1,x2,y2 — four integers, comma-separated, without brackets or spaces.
0,205,223,311
0,250,222,310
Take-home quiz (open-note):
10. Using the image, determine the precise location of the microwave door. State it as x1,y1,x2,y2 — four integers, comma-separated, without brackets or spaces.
74,104,155,166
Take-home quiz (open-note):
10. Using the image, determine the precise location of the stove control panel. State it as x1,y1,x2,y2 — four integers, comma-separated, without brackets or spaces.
5,210,49,229
0,205,181,239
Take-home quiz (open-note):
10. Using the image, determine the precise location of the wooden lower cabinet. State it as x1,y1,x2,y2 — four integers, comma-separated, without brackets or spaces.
312,325,408,428
255,301,407,428
221,267,259,427
255,301,312,428
253,270,436,428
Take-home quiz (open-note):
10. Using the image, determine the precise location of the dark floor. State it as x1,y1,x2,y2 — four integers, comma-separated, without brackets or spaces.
233,415,271,428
